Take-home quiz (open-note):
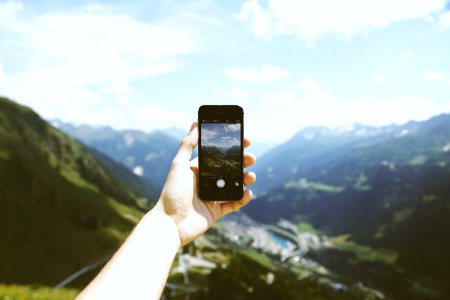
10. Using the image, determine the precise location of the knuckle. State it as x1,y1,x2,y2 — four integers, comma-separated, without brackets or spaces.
180,137,192,149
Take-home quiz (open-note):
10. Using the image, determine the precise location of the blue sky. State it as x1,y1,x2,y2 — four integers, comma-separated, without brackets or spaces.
0,0,449,142
201,123,241,149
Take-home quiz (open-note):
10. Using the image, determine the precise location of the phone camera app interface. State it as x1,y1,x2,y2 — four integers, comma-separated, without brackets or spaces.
200,122,242,196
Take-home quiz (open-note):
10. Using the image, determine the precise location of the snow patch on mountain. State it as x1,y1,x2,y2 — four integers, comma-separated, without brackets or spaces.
133,165,144,176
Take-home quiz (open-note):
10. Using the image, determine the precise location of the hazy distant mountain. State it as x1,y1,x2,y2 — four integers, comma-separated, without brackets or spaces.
0,97,155,286
161,126,186,140
247,140,277,159
52,120,181,190
244,113,450,298
251,119,444,193
88,148,157,201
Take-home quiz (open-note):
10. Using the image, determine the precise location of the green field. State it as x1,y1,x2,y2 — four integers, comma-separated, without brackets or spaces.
0,285,78,300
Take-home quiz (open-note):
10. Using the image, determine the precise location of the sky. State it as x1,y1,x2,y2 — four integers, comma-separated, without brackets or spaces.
201,123,241,149
0,0,450,143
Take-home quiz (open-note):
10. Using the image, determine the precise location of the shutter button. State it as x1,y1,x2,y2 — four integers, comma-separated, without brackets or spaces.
216,179,225,188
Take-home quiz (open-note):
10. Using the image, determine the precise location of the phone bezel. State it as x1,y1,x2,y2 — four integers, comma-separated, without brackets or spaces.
198,105,244,201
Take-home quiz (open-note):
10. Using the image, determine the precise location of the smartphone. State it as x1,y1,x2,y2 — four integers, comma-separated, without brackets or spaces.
198,105,244,201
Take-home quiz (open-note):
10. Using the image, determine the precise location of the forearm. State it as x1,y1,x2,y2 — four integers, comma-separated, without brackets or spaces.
77,209,181,300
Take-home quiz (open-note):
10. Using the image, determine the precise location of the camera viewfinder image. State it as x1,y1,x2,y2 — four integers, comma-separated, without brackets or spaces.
200,123,241,177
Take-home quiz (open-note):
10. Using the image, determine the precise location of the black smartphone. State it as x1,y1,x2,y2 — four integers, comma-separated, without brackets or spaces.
198,105,244,201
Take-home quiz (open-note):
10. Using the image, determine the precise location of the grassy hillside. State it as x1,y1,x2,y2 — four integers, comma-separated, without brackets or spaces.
0,284,78,300
0,97,155,287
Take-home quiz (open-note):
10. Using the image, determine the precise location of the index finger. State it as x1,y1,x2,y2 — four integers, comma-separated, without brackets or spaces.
173,122,198,164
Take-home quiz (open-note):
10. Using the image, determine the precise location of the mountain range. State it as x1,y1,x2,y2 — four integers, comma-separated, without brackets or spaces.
53,121,275,181
0,97,156,287
51,120,181,191
2,96,450,299
250,119,448,194
244,113,450,298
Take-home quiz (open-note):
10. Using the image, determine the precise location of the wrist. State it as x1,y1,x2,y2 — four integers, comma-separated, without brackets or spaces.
143,207,182,250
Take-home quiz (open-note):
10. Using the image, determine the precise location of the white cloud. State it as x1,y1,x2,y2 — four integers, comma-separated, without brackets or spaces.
298,78,320,90
237,0,273,39
227,138,240,147
201,124,241,147
373,74,387,85
113,102,191,132
202,137,240,148
238,0,447,41
0,0,22,20
245,89,450,142
100,80,134,96
100,80,134,105
8,14,196,85
223,65,290,84
201,128,218,141
0,2,197,127
440,11,450,27
225,124,241,132
424,71,447,82
2,1,449,145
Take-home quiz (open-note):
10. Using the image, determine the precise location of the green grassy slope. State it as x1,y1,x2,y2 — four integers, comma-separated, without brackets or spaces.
88,147,157,205
0,97,154,287
0,284,78,300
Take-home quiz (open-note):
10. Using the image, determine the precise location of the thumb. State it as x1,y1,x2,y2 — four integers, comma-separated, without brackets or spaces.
174,122,198,163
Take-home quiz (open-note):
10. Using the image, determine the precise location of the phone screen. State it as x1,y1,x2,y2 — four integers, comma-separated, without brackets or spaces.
199,107,243,200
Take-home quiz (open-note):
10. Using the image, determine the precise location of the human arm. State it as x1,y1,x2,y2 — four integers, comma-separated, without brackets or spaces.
77,122,256,299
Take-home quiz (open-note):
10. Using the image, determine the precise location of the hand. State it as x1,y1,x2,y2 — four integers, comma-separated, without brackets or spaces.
154,122,256,246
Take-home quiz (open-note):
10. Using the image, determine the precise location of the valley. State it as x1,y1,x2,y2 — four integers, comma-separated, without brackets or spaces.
163,213,390,299
200,145,241,176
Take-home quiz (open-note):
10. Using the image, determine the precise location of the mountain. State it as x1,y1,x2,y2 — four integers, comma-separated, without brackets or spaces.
202,146,225,157
161,126,187,140
88,148,157,201
225,145,241,156
246,140,276,159
52,120,180,190
251,122,425,194
0,97,156,287
244,113,450,298
201,145,241,176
